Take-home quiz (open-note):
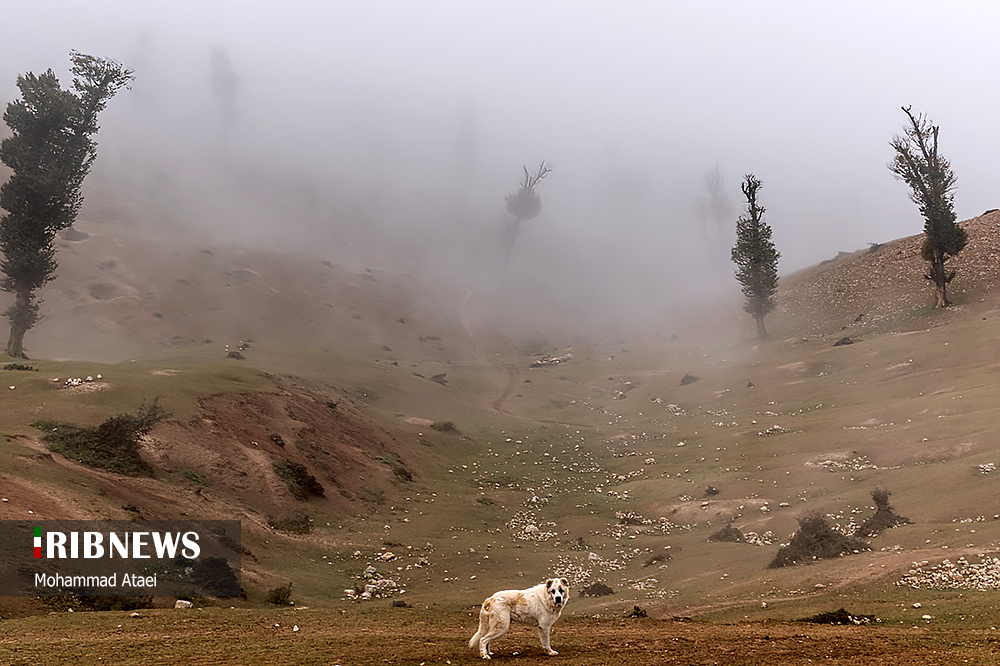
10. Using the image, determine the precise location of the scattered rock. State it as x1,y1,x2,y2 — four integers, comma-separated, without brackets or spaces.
530,354,573,368
680,374,700,386
833,337,854,346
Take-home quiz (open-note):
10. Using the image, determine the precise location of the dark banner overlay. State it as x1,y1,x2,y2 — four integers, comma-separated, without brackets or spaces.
0,520,241,597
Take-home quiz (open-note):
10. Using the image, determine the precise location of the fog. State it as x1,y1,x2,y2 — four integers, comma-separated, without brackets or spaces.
3,1,999,333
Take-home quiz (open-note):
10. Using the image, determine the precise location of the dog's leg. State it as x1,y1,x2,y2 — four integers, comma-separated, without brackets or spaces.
479,606,511,659
537,622,558,656
469,605,489,652
469,628,482,652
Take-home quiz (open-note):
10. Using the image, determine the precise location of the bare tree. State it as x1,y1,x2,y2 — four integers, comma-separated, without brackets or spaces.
500,161,550,262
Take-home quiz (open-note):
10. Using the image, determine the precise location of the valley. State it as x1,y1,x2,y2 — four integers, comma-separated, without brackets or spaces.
3,215,1000,663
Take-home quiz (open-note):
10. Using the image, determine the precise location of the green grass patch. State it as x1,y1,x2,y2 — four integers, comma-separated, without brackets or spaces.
184,469,206,485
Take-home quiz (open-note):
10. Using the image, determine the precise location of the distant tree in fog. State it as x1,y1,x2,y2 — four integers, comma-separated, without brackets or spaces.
888,106,966,308
500,161,551,262
696,165,734,261
210,46,240,136
0,52,133,358
731,174,779,339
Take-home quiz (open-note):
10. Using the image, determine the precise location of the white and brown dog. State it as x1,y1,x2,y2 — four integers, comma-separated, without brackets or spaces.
469,578,569,659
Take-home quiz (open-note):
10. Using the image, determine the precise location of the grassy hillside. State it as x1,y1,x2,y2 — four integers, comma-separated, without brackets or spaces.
3,212,1000,629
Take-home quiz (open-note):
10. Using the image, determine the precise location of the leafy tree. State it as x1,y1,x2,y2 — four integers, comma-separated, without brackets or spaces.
731,174,779,338
888,106,966,308
0,52,133,357
500,161,550,262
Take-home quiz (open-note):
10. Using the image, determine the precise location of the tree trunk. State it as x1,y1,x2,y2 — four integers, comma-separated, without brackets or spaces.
931,254,950,308
502,216,522,264
755,315,768,339
4,287,33,359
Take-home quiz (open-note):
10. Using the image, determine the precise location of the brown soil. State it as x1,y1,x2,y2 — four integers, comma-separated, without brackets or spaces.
0,607,996,665
0,376,417,525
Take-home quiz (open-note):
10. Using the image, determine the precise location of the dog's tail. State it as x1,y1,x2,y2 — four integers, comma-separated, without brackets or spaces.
469,630,481,651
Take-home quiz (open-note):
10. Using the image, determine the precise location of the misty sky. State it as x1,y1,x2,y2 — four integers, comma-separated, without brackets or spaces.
2,1,999,323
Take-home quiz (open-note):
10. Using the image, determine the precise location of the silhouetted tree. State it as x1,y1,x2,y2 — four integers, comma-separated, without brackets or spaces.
696,165,734,262
889,106,966,308
500,161,550,262
210,46,240,136
0,52,133,357
731,174,779,339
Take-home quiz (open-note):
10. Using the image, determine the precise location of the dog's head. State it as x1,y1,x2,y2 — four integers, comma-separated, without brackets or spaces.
545,578,569,607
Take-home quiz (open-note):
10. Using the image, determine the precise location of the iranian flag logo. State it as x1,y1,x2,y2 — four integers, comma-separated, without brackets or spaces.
34,526,41,558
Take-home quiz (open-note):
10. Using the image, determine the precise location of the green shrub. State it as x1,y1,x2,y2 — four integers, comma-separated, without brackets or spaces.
34,400,167,476
272,459,324,500
184,469,206,485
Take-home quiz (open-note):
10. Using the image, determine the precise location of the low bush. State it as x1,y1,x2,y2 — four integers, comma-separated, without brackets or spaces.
768,513,869,568
3,363,37,371
580,582,614,597
265,582,293,605
856,488,911,538
34,400,167,476
43,595,153,612
708,525,746,543
802,608,875,625
272,459,324,500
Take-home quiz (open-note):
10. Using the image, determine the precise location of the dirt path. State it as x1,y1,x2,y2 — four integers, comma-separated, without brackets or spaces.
458,287,520,415
491,362,520,412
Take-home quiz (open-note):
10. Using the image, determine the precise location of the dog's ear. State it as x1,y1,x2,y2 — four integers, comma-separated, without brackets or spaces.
546,579,553,589
560,578,569,588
